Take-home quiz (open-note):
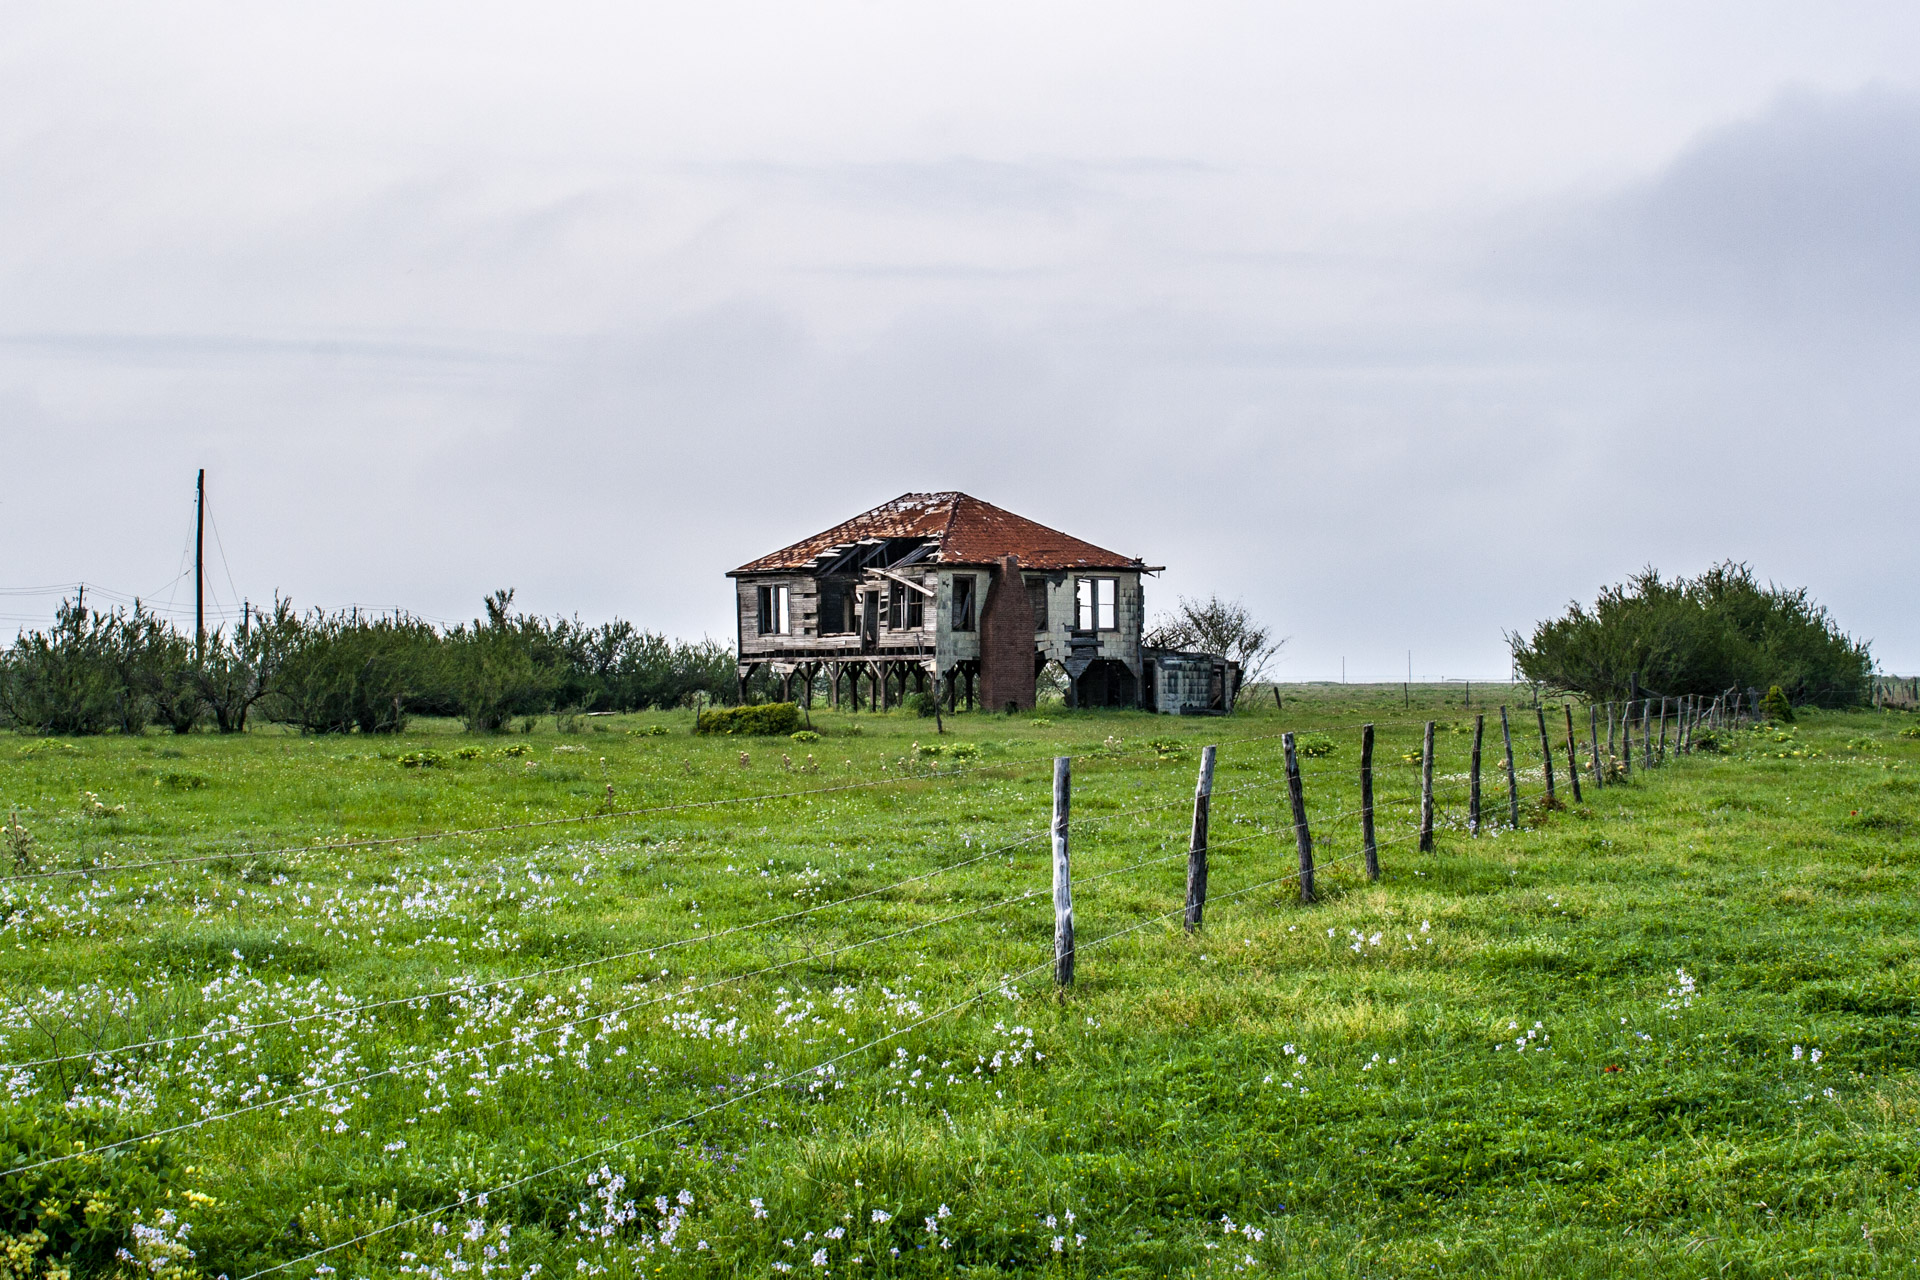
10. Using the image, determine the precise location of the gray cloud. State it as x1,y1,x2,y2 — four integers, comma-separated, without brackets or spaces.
1492,86,1920,335
3,15,1919,677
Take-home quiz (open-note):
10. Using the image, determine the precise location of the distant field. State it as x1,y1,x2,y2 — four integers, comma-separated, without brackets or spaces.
4,686,1920,1278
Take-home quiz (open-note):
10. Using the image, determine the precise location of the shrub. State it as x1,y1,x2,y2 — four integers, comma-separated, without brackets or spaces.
0,597,185,735
906,691,939,717
914,741,980,762
1512,562,1871,707
1295,733,1335,758
263,611,440,734
1147,737,1187,757
0,1107,182,1277
1761,685,1795,723
790,730,822,743
696,703,803,736
397,750,443,768
628,725,669,737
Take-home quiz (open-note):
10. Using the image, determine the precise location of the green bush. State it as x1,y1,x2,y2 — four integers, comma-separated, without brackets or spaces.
1761,684,1795,723
914,741,980,762
1295,733,1336,758
0,1107,182,1277
696,703,803,736
1511,562,1872,706
790,730,821,743
906,692,939,717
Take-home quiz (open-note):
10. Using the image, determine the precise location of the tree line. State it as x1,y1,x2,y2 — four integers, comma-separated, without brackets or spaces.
1510,562,1873,707
0,589,738,735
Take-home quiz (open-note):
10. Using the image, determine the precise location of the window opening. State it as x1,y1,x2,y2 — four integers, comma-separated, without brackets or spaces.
1074,577,1117,631
756,585,791,636
887,582,925,631
952,576,977,632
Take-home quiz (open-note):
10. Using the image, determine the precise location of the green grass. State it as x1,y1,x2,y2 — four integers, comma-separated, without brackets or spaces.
4,686,1920,1278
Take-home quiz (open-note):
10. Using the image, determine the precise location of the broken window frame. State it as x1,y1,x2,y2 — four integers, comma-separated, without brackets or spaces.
1026,576,1049,634
951,575,977,632
887,582,925,631
756,584,791,636
1074,577,1117,632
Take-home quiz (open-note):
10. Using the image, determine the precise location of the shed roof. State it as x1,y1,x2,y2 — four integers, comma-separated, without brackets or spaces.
730,492,1153,574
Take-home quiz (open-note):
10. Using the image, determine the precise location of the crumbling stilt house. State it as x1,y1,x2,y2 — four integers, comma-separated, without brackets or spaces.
728,492,1239,713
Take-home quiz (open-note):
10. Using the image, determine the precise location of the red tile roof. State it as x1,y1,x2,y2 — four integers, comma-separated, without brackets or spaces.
730,492,1151,574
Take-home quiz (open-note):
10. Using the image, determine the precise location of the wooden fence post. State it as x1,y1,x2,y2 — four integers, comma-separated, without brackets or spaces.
1052,756,1074,987
1469,713,1484,835
1283,732,1315,904
1184,746,1215,932
1620,704,1634,779
1535,706,1557,806
1419,720,1436,852
1500,706,1520,828
1641,700,1653,771
1606,701,1617,766
1361,724,1379,880
1589,702,1603,788
1563,703,1583,803
1658,697,1670,763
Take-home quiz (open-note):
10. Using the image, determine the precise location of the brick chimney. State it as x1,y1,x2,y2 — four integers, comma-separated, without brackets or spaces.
977,554,1036,713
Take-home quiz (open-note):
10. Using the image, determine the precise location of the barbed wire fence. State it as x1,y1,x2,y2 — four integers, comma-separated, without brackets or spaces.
0,692,1739,1272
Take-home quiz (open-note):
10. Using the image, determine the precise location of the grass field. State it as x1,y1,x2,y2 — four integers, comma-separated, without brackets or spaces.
5,685,1920,1278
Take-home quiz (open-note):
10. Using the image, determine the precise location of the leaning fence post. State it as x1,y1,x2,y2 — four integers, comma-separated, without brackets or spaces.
1563,703,1583,803
1606,701,1617,767
1500,706,1520,828
1620,704,1634,779
1419,721,1436,852
1283,732,1315,904
1589,702,1603,788
1184,746,1215,932
1052,756,1074,987
1658,697,1670,764
1469,713,1484,835
1535,706,1557,806
1641,700,1653,771
1361,724,1379,880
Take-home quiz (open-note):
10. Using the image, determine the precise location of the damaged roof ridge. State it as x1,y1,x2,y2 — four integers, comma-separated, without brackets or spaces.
728,490,1148,575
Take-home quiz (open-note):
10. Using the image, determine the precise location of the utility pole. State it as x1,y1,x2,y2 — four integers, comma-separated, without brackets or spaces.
194,468,206,660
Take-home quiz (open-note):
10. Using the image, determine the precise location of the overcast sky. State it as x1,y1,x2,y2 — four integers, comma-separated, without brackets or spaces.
4,3,1917,679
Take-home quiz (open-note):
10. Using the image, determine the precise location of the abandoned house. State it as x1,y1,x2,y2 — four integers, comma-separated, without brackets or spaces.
727,492,1241,713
